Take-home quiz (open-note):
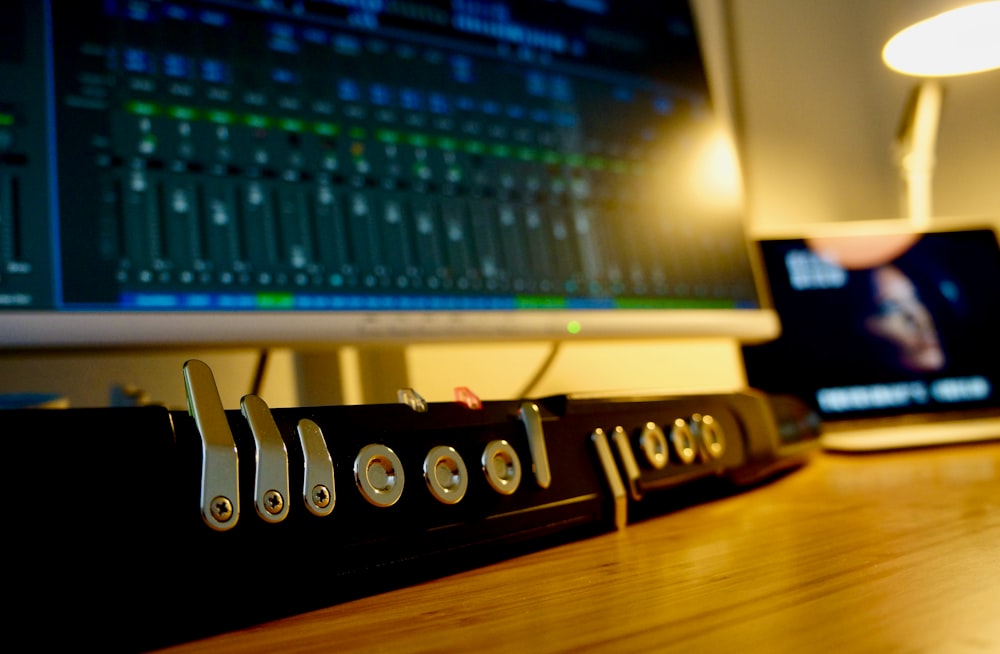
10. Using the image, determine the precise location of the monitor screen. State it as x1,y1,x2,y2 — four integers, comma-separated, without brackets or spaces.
0,0,776,347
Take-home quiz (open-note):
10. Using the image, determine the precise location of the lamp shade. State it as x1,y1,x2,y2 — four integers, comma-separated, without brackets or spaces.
882,1,1000,76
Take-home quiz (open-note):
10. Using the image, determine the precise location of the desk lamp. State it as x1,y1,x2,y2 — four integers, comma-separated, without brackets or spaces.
881,1,1000,226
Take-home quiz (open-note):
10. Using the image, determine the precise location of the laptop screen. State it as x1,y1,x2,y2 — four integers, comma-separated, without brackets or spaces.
744,226,1000,423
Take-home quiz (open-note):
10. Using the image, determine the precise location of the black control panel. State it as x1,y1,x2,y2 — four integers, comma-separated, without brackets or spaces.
8,359,816,651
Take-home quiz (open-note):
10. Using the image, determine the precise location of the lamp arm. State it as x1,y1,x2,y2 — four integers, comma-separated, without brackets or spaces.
894,79,943,227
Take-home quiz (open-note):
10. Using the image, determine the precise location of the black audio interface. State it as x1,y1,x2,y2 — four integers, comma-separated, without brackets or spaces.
6,359,817,651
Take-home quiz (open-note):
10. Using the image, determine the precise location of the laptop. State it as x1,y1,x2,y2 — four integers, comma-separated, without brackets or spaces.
743,219,1000,451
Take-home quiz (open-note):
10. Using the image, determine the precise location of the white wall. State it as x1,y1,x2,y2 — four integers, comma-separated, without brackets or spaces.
729,0,1000,229
0,349,301,409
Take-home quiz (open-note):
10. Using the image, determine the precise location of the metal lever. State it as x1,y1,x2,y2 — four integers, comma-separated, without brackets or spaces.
591,428,628,530
610,425,643,501
183,359,240,531
518,401,551,489
240,395,290,524
297,419,336,517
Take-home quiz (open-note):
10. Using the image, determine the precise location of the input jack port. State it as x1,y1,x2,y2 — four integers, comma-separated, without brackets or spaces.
693,414,725,460
482,440,522,495
424,445,469,504
670,418,698,464
355,444,405,507
639,421,669,469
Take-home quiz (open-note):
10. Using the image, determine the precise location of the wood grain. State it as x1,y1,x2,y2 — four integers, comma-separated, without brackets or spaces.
158,443,1000,653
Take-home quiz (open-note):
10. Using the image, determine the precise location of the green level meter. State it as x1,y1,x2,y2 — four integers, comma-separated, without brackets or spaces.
168,106,199,120
515,296,567,309
615,297,736,309
257,293,295,309
119,100,637,174
125,101,159,116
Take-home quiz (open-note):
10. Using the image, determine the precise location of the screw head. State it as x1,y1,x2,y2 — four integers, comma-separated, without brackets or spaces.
263,490,284,515
312,484,331,509
210,496,234,522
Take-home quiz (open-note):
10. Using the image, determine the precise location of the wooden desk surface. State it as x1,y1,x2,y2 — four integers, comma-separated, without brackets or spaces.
161,443,1000,653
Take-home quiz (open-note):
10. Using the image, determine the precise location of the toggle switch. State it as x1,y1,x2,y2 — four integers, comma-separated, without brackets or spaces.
240,394,290,523
610,425,642,501
297,418,336,517
518,401,551,488
183,359,240,531
397,387,428,412
591,428,628,530
453,386,482,410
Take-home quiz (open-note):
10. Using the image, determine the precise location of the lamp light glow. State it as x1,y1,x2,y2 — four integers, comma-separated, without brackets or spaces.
882,1,1000,77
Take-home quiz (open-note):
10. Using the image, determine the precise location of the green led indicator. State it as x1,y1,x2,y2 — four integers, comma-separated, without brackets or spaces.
407,133,430,147
279,118,306,132
168,106,199,120
542,150,561,164
245,114,271,128
313,121,339,136
566,320,582,335
376,129,400,144
463,140,485,154
586,156,608,171
517,147,538,161
0,113,15,126
126,101,160,116
206,110,235,124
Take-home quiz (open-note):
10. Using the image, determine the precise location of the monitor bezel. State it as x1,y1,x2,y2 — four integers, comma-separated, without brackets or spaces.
0,307,780,348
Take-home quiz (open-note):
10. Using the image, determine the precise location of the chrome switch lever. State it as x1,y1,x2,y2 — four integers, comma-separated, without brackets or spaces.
590,428,628,531
518,401,552,489
183,359,240,531
610,425,643,501
297,418,336,517
240,394,290,524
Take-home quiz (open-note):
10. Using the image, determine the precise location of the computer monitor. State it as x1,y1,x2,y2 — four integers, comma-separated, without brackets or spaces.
0,0,776,348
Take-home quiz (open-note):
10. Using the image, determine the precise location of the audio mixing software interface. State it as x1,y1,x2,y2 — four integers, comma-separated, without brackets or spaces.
0,0,760,315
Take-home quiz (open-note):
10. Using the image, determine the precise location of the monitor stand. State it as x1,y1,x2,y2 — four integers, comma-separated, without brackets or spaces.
295,346,411,406
294,338,750,408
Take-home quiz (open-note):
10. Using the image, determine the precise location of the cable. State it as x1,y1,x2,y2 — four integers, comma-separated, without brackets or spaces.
515,341,563,398
249,348,270,397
